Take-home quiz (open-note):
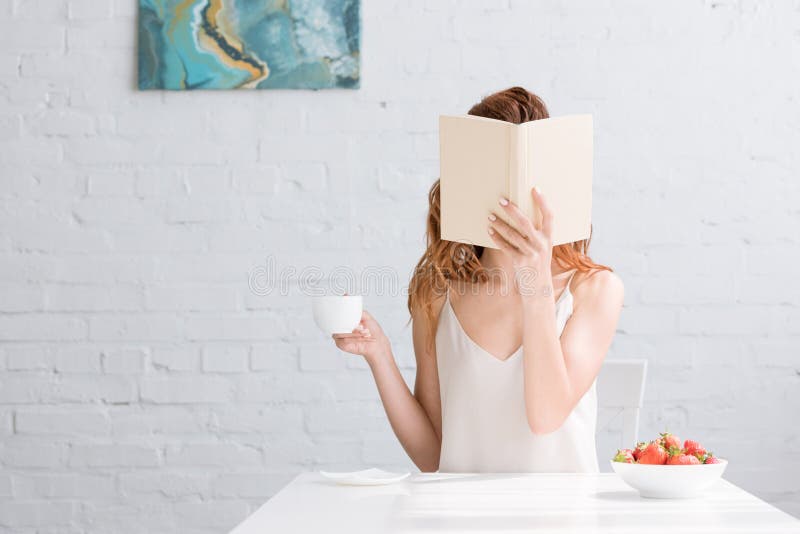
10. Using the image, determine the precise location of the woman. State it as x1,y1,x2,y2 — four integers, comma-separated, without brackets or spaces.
333,87,624,473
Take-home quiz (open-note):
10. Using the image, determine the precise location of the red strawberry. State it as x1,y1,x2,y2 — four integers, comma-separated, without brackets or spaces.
659,432,682,451
704,454,721,464
667,453,701,465
632,442,647,461
684,439,707,459
613,449,635,463
666,445,683,458
637,441,668,465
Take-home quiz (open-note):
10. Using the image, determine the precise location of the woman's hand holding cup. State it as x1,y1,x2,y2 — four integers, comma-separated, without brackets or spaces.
312,295,390,364
332,311,391,365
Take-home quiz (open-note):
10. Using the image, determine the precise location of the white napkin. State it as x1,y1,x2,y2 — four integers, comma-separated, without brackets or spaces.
319,468,411,486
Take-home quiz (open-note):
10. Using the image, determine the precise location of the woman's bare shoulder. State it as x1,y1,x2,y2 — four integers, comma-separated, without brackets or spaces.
572,269,624,307
411,293,447,351
411,293,447,323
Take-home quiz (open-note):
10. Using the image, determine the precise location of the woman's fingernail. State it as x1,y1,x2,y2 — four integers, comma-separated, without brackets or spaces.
488,214,496,221
488,227,495,235
533,186,541,194
499,197,509,206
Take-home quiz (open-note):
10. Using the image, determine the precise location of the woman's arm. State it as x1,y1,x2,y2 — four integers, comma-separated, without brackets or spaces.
520,270,623,434
488,187,624,435
332,307,442,471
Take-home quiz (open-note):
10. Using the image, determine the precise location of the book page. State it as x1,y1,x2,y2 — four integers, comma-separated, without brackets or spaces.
439,115,512,249
524,115,593,246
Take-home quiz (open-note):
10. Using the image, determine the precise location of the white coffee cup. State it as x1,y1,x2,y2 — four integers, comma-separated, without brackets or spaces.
312,295,363,335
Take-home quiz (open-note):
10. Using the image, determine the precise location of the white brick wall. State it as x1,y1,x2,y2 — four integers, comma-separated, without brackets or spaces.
1,0,799,531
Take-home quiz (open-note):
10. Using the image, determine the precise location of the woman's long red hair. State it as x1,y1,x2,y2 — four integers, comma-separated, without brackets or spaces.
408,87,611,332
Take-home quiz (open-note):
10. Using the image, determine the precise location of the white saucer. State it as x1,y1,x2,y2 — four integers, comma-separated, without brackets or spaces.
319,468,411,486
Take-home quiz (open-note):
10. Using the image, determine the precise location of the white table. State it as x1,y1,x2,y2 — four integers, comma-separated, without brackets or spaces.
230,472,800,533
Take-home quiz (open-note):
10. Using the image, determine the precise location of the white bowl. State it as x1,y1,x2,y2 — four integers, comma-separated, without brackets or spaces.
312,295,363,335
610,459,728,499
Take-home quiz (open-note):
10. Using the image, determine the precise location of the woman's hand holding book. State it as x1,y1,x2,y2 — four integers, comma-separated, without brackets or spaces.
487,187,554,300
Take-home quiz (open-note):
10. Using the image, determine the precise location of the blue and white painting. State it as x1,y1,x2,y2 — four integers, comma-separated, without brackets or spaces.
138,0,360,90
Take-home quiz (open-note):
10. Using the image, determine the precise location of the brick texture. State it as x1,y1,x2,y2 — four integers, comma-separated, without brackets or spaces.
1,1,799,532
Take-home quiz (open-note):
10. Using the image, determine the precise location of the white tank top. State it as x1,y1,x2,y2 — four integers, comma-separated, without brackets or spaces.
436,273,599,473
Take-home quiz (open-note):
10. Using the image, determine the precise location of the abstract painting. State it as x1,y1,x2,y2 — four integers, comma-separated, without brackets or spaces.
138,0,360,90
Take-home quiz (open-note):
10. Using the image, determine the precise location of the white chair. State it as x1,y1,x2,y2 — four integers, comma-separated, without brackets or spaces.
596,359,648,448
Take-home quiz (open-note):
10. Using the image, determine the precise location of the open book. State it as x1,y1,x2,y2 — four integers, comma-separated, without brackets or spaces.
439,114,593,248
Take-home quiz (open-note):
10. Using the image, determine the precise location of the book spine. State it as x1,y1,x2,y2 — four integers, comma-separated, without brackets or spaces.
508,126,528,224
508,126,523,208
522,126,532,224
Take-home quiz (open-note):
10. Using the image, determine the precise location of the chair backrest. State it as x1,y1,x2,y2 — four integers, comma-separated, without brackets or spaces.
596,359,647,448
